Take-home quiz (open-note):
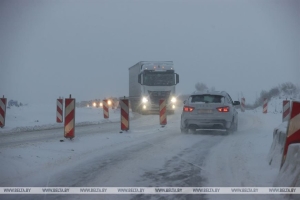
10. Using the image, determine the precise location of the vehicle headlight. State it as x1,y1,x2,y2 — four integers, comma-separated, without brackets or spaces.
108,100,112,105
100,102,103,107
142,97,148,103
171,97,177,103
93,102,96,107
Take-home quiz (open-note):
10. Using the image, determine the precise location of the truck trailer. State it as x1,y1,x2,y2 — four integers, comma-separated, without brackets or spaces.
129,61,179,114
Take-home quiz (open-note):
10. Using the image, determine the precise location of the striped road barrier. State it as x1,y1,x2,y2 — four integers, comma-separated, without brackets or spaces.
120,98,129,131
159,99,167,126
0,95,7,128
281,101,300,167
64,95,75,139
56,98,63,123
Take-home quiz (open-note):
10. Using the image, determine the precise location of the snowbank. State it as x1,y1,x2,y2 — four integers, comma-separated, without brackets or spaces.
0,104,125,134
268,122,288,168
274,144,300,187
267,98,300,191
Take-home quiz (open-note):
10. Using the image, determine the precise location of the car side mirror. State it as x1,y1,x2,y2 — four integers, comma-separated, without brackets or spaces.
233,101,240,105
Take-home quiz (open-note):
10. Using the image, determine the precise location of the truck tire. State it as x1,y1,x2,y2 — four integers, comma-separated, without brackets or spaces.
181,128,188,134
131,102,138,113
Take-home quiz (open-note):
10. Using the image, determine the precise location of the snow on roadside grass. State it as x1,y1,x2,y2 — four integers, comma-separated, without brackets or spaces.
0,104,124,134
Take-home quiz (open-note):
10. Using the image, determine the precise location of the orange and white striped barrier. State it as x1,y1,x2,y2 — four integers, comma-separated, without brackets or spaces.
56,98,63,123
281,101,300,167
120,98,129,130
64,95,75,139
103,99,109,119
263,98,268,114
159,99,167,125
241,98,245,112
0,95,7,128
282,100,290,122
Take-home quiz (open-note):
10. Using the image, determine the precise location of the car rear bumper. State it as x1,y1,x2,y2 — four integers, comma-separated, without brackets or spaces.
181,118,232,129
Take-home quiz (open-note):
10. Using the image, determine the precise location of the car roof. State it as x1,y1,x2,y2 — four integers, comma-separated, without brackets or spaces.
190,91,228,96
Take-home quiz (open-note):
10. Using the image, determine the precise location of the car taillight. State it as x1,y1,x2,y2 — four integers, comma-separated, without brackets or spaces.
183,106,194,112
217,106,230,112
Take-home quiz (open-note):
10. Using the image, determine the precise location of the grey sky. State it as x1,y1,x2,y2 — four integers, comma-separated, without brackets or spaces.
0,0,299,104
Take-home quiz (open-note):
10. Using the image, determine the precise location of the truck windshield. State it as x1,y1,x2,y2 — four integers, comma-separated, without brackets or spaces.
143,73,175,86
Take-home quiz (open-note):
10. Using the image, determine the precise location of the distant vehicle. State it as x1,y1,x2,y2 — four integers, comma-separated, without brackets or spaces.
129,61,179,114
180,91,240,134
90,98,118,109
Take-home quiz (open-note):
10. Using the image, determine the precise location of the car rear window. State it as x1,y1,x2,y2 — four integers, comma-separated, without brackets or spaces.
190,95,224,103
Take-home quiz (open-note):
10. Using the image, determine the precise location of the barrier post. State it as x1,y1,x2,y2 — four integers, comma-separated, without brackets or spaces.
263,98,268,114
120,98,129,131
241,98,245,112
281,101,300,167
56,98,63,123
282,100,290,122
0,95,7,128
103,99,109,119
159,99,167,126
64,94,75,139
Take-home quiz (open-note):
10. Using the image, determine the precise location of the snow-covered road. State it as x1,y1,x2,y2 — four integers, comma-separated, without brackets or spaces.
0,110,284,200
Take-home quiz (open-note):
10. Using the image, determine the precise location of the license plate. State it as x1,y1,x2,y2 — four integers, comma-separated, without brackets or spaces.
198,109,213,114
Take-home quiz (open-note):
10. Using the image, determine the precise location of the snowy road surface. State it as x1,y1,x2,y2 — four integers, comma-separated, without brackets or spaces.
0,110,285,200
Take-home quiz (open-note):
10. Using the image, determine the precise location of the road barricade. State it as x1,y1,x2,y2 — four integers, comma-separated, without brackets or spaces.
271,101,300,188
103,99,109,119
282,100,290,122
56,98,63,123
64,95,75,139
263,98,268,113
281,101,300,167
241,98,245,112
0,95,7,128
159,99,167,126
120,98,129,131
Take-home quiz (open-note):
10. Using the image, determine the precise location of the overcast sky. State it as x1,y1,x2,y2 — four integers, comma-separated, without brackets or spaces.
0,0,299,104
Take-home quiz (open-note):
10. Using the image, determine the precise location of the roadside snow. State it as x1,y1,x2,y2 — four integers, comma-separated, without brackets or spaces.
0,104,124,134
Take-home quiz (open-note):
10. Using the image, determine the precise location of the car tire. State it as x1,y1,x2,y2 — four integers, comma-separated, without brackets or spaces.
181,128,188,134
189,129,196,134
225,119,237,135
234,121,238,132
223,131,229,135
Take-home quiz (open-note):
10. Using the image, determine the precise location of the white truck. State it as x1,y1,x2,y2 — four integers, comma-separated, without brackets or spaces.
129,61,179,114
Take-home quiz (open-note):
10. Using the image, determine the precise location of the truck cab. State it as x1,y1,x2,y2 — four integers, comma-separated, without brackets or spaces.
129,61,179,114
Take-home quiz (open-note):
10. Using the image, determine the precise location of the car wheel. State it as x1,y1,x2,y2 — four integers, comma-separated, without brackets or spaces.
234,121,238,132
189,129,196,134
181,128,188,134
225,120,235,135
223,130,229,135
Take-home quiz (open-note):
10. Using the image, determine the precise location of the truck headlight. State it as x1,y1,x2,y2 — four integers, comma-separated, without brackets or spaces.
93,102,96,107
171,97,177,103
142,97,148,103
